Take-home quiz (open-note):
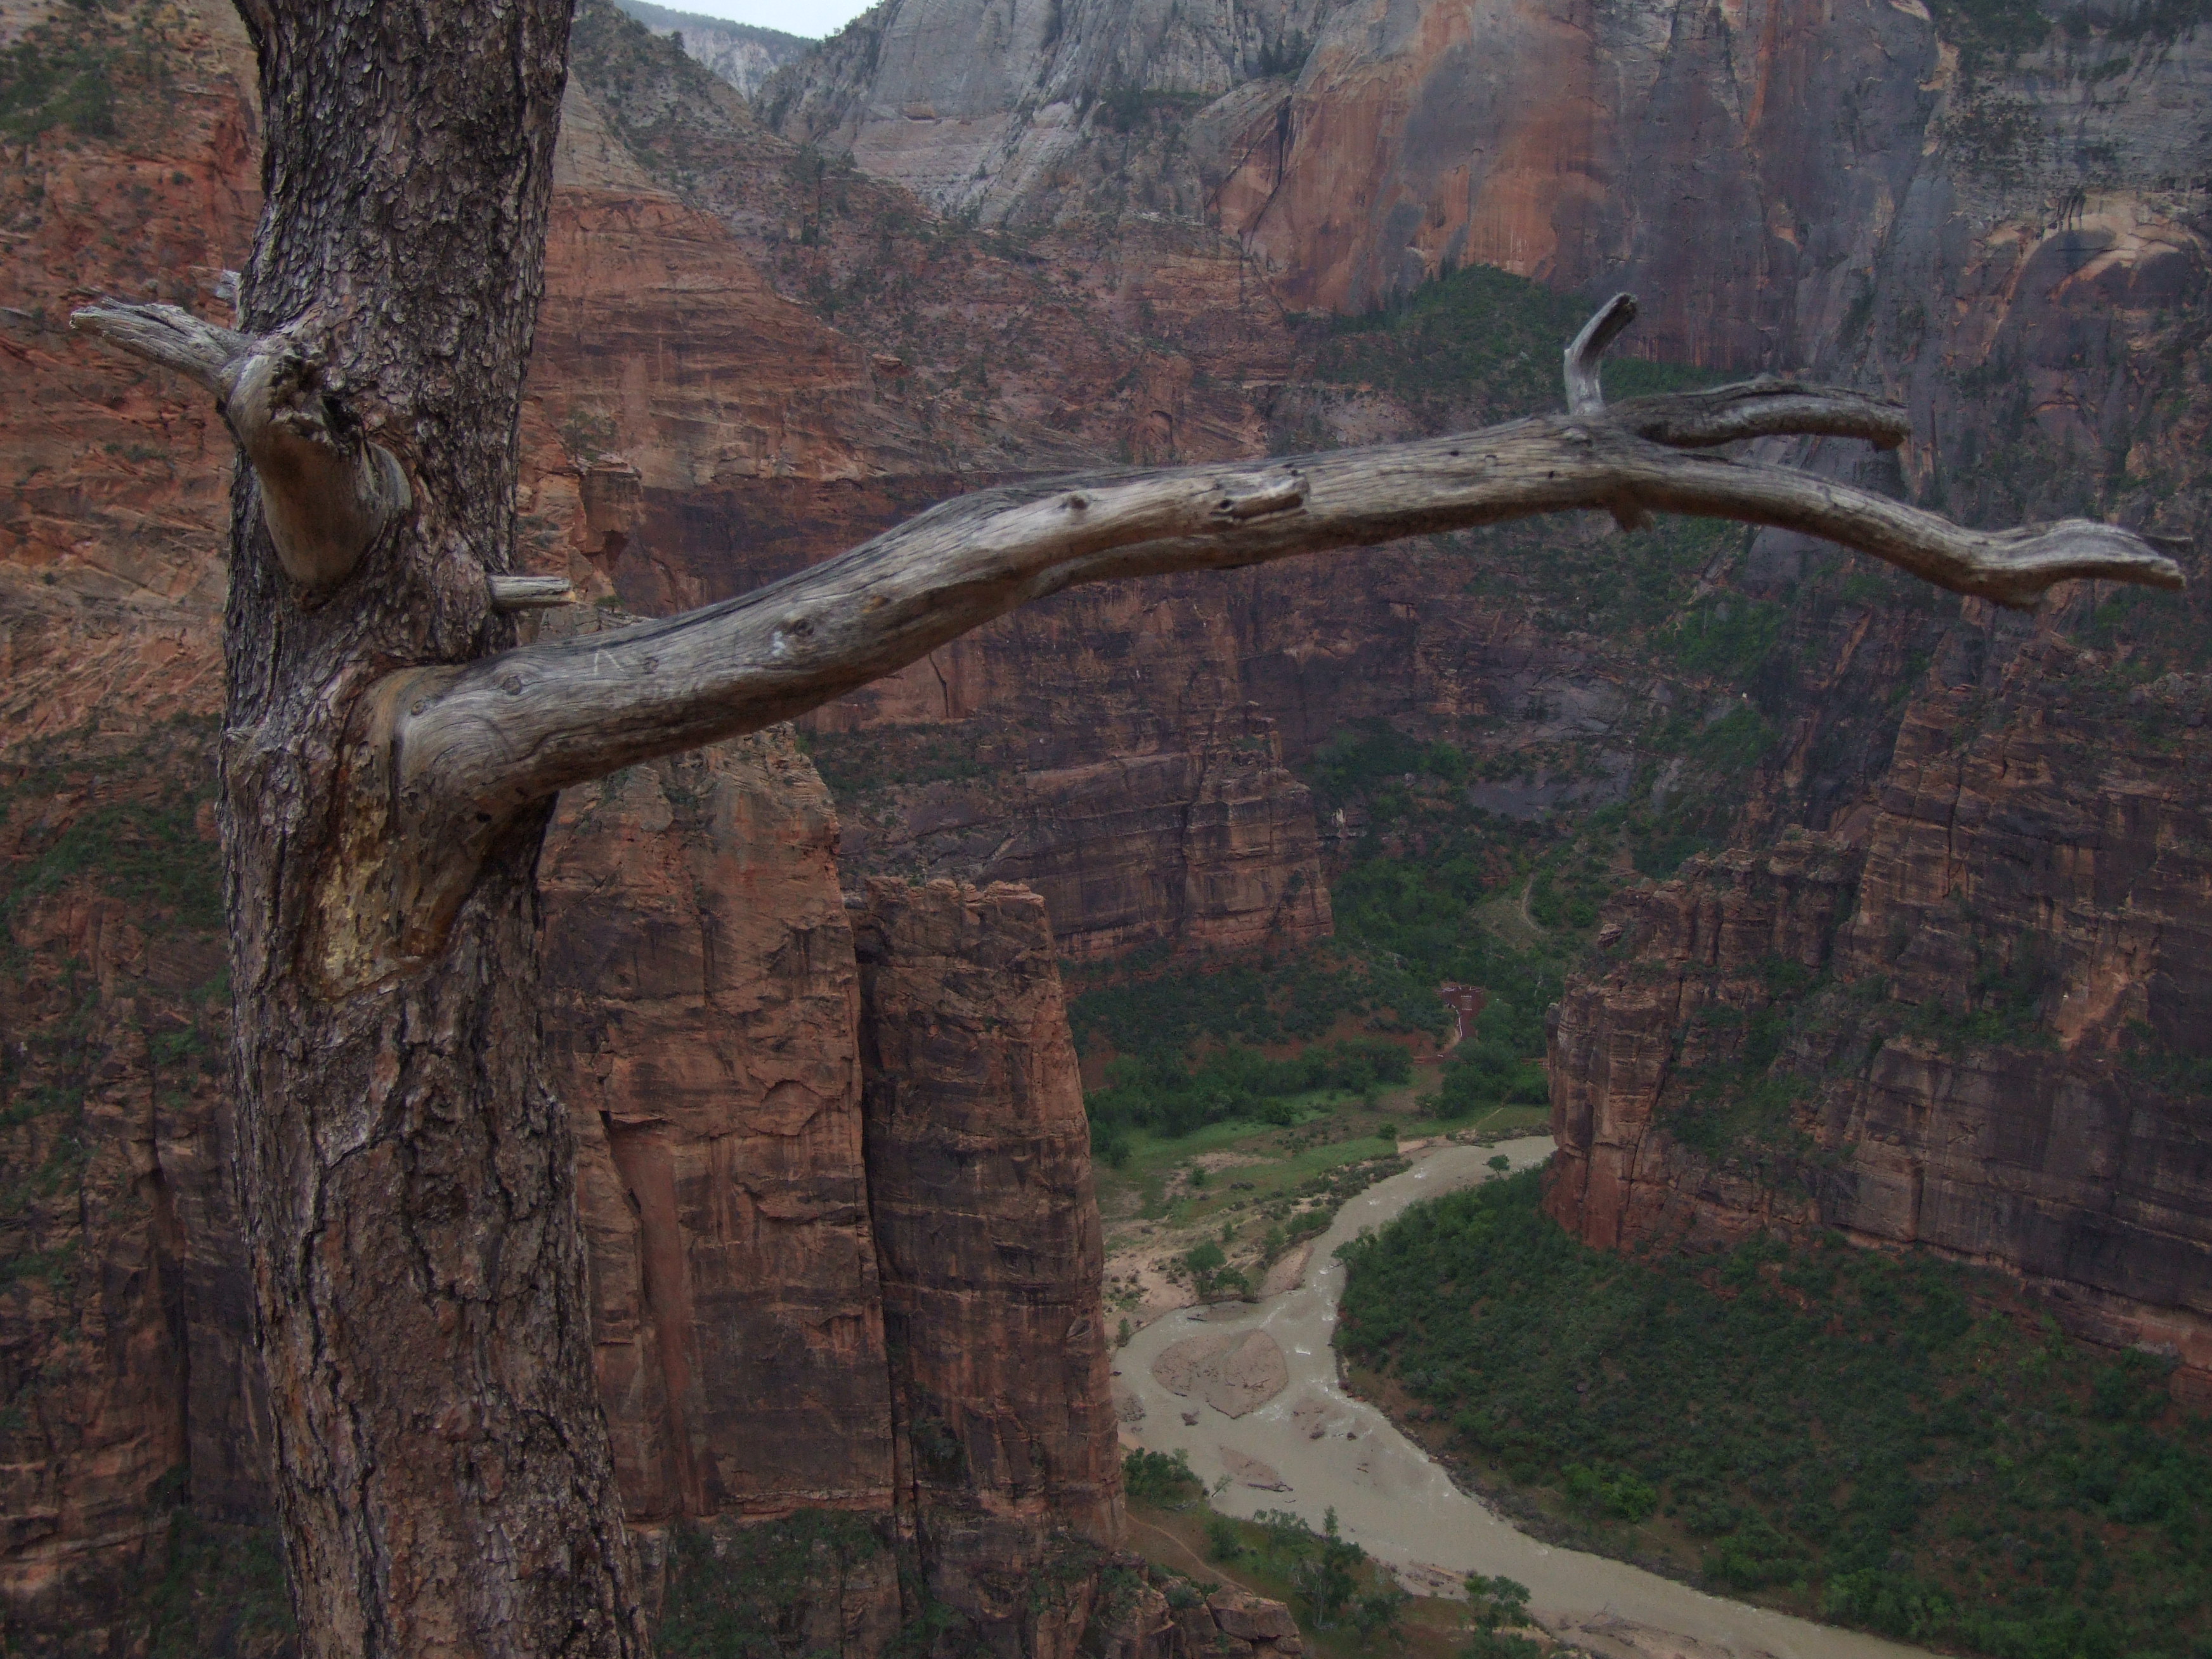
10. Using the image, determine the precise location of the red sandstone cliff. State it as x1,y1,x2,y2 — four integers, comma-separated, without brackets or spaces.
856,877,1121,1650
1547,606,2212,1398
542,732,898,1525
0,715,1133,1650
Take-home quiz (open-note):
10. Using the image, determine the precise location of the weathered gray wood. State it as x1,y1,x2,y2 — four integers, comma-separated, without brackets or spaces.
487,573,579,609
396,375,2182,832
1565,292,1639,415
72,301,408,592
74,280,2189,1000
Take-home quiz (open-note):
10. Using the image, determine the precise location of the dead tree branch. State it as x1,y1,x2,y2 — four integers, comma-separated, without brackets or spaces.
77,292,2188,990
398,374,2179,822
73,300,410,592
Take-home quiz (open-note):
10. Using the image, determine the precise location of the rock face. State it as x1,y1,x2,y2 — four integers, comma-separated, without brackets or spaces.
829,707,1332,960
542,732,897,1525
611,0,811,97
762,0,1331,223
1547,611,2212,1396
856,877,1122,1649
0,727,268,1613
546,751,1127,1653
0,709,1131,1648
1085,1563,1303,1659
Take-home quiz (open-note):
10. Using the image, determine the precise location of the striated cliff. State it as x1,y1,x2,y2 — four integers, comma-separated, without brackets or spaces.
541,731,1126,1654
1547,599,2212,1398
761,0,1332,226
856,877,1121,1649
543,732,898,1526
0,713,1132,1650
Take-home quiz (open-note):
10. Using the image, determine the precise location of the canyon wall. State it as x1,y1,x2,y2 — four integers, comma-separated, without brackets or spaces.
772,0,2212,1377
611,0,812,98
0,712,1128,1651
541,734,1124,1655
856,878,1122,1651
1547,598,2212,1397
543,732,898,1528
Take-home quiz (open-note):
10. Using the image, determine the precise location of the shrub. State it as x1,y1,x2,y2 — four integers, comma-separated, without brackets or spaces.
1122,1448,1204,1506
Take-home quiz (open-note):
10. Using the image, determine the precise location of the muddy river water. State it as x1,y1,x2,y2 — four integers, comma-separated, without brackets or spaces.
1116,1138,1934,1659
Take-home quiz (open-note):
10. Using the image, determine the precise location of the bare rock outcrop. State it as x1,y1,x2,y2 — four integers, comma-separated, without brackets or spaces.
834,708,1332,961
542,731,900,1523
856,877,1124,1651
1150,1331,1290,1419
1548,622,2212,1396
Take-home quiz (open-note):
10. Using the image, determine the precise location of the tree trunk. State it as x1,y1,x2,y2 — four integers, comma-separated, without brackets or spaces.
219,1,644,1651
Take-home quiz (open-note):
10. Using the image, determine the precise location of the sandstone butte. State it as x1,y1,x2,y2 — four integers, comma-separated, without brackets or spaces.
1,0,2209,1644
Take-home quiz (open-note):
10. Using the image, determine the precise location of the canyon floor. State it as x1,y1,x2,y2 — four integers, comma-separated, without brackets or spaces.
1093,1061,1549,1330
1112,1139,1941,1659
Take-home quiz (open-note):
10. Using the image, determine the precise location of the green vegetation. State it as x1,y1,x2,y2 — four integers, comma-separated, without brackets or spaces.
2122,1022,2212,1100
1092,80,1213,132
1068,928,1442,1164
120,1490,295,1659
1925,0,2050,65
1191,1497,1401,1634
1122,1447,1206,1506
1339,1172,2212,1659
1658,597,1786,682
0,720,223,960
0,8,117,140
1069,944,1394,1058
1462,1573,1540,1659
656,1510,885,1658
1317,263,1726,421
793,728,988,796
1304,730,1582,1117
1085,1039,1414,1146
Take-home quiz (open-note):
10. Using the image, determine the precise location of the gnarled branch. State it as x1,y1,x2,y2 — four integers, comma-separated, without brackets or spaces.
489,575,579,610
1565,292,1639,416
396,375,2180,828
72,299,411,592
98,290,2170,989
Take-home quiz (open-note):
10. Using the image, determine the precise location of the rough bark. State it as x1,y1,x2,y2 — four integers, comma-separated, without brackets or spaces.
210,1,643,1653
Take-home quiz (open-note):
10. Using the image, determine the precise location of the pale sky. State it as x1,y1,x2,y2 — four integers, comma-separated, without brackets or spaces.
670,0,875,39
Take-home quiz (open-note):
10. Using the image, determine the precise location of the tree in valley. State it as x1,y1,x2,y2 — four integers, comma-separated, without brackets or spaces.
65,1,2185,1652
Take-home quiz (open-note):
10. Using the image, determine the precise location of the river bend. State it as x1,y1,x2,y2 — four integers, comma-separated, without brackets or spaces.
1115,1139,1934,1659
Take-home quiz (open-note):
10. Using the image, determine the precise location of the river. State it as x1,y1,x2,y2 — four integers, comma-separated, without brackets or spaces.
1114,1138,1935,1659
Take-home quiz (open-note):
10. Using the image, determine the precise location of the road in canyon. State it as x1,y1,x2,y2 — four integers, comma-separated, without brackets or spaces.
1115,1138,1935,1659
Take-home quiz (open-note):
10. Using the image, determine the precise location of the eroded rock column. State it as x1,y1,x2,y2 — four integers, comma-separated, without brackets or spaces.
855,877,1123,1658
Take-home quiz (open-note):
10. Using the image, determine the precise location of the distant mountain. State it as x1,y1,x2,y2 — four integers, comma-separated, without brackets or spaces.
611,0,813,95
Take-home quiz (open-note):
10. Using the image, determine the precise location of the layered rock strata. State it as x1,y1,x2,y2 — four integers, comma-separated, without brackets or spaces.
0,719,1133,1650
542,734,898,1525
829,707,1332,960
856,877,1122,1650
610,0,810,98
1547,612,2212,1395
